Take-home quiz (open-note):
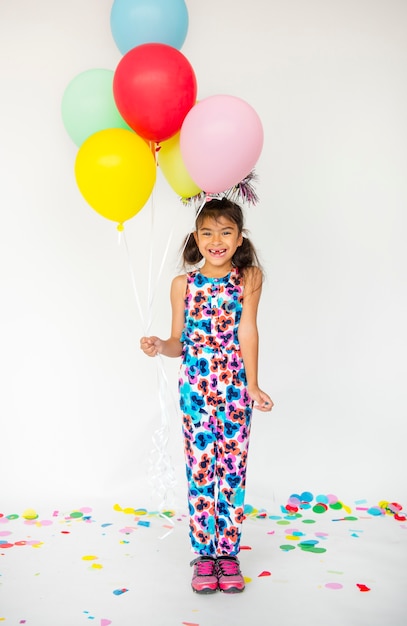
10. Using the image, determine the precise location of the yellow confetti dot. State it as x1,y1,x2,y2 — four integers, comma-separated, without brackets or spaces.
91,563,103,569
123,507,137,515
82,555,98,561
285,534,301,541
244,576,252,584
113,503,123,512
378,500,389,509
32,542,44,549
22,508,38,520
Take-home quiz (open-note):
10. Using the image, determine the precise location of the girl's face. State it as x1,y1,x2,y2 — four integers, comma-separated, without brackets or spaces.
194,216,243,270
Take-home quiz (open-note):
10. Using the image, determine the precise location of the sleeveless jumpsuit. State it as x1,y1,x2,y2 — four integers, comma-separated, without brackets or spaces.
179,267,252,556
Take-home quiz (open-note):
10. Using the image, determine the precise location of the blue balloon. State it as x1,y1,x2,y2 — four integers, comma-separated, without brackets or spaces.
111,0,189,55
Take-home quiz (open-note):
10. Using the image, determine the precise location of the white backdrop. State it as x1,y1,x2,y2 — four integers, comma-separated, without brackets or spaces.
1,0,406,511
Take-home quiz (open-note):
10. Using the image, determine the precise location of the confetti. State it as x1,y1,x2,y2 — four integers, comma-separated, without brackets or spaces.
82,555,98,561
258,570,271,577
22,509,38,520
356,584,371,592
280,544,296,552
313,504,328,514
325,582,343,590
113,588,128,595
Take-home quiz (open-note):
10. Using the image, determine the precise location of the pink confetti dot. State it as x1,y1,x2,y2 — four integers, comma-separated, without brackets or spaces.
79,507,93,514
325,582,343,590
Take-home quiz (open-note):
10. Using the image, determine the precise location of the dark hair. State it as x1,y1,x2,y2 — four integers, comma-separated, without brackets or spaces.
181,198,261,275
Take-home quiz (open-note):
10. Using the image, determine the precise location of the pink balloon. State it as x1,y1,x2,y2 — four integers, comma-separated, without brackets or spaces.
180,95,264,194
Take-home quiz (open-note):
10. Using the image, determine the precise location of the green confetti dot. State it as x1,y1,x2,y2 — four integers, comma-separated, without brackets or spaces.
280,544,296,551
276,520,291,525
70,511,83,519
313,504,327,514
302,519,316,524
330,502,343,510
343,516,358,521
305,547,327,553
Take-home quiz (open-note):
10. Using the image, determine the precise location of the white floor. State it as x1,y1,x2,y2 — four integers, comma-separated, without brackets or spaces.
1,494,406,626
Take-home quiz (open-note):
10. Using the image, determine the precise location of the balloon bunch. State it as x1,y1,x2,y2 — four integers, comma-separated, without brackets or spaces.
62,0,264,231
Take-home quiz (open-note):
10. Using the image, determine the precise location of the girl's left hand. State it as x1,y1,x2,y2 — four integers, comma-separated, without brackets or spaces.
249,387,274,412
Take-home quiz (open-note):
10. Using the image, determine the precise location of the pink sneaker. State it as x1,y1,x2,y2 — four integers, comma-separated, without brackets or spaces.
216,556,245,593
190,557,218,594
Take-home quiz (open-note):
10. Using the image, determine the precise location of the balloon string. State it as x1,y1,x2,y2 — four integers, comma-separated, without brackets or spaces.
119,223,177,511
144,183,178,510
146,187,156,334
119,192,205,512
176,196,208,269
146,197,186,325
148,354,177,510
119,229,146,331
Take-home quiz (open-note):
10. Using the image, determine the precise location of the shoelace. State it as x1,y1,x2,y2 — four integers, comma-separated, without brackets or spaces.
194,559,215,576
217,558,240,576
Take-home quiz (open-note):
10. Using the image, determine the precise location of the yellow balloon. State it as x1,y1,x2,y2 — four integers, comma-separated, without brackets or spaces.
75,128,156,226
158,131,202,198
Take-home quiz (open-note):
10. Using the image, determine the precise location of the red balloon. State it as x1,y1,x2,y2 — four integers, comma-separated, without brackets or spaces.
113,43,197,143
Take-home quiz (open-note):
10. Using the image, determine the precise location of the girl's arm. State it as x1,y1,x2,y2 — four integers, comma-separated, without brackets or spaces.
140,274,186,358
238,266,273,412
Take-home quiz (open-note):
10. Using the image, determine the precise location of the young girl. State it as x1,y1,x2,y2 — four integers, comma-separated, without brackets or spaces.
140,197,273,594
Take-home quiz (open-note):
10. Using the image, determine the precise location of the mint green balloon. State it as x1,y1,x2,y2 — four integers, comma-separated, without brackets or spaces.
61,68,132,146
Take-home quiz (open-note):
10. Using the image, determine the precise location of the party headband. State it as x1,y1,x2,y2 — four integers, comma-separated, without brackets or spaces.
182,170,259,208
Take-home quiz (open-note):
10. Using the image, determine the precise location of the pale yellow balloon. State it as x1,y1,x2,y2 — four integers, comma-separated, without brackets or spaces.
158,131,202,198
75,128,156,227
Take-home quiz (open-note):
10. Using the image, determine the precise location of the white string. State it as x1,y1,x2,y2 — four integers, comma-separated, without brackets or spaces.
148,354,177,510
119,230,146,331
145,222,175,335
146,188,155,335
175,195,208,269
118,195,208,512
118,188,180,511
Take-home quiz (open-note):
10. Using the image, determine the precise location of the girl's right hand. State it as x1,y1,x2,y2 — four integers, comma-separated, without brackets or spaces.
140,336,163,357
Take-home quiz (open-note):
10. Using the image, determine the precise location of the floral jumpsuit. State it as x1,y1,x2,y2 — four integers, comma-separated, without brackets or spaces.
179,267,252,556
